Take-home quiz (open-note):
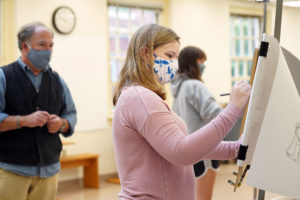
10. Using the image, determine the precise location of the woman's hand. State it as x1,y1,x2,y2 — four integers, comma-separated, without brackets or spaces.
229,80,252,110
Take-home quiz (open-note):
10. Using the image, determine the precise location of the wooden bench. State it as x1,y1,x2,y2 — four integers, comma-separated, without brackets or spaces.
60,153,100,188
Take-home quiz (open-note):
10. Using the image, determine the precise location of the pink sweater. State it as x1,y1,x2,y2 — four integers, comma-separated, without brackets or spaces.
112,86,242,200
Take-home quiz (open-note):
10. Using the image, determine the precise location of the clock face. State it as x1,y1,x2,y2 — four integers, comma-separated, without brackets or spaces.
52,6,76,34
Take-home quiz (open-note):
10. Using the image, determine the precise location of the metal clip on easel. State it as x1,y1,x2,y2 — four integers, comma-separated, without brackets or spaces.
228,165,250,191
228,144,249,191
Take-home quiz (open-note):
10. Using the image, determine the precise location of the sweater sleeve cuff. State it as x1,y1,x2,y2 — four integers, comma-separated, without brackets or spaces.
231,141,241,158
226,103,243,119
60,116,76,137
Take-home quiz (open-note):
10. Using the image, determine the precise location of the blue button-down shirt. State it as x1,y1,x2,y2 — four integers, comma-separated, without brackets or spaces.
0,58,77,177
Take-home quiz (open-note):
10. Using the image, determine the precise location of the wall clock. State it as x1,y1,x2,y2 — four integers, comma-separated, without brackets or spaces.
52,6,76,34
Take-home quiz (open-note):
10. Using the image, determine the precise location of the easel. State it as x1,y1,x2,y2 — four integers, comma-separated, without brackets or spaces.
257,0,283,199
232,0,283,199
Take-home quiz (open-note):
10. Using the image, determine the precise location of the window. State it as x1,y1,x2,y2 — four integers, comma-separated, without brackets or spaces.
230,15,261,86
108,4,159,113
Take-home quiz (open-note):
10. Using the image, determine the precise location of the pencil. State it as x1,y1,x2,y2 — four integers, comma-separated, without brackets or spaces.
220,93,230,96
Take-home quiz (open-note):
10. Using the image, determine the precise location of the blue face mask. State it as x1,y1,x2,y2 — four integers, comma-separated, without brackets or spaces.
26,43,52,70
198,63,206,75
153,54,178,84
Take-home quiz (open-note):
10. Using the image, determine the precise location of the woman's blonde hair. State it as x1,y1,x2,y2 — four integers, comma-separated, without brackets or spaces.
113,24,180,106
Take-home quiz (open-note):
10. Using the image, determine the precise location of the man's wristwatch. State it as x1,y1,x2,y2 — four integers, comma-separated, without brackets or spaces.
59,119,66,133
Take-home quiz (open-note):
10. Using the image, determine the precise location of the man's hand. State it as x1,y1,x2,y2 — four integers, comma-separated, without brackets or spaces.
21,111,50,128
47,114,64,134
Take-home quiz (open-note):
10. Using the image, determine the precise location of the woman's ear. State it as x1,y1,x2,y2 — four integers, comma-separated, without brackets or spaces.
139,46,150,62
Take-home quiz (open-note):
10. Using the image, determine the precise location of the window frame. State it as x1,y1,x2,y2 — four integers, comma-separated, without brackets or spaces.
229,11,263,86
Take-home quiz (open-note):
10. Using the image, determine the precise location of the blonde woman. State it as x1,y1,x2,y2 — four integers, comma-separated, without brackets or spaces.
112,24,251,200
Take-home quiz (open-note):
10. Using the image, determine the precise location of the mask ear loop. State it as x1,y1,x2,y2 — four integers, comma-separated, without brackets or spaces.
25,42,32,54
24,42,32,58
25,42,32,49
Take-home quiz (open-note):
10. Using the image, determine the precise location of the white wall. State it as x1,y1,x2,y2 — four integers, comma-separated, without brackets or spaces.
281,6,300,59
13,0,117,180
169,0,232,103
15,0,109,131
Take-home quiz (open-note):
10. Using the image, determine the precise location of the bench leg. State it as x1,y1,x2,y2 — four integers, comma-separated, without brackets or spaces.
83,158,99,188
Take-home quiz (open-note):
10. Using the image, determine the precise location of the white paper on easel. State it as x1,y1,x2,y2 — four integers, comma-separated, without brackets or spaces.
238,34,279,166
246,47,300,199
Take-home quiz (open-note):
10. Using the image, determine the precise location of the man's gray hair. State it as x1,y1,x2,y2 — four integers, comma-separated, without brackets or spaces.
17,22,53,50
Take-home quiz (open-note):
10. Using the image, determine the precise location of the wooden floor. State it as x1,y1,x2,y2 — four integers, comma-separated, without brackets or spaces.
57,163,291,200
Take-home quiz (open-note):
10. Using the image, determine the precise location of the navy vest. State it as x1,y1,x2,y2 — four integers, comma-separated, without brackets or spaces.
0,61,65,166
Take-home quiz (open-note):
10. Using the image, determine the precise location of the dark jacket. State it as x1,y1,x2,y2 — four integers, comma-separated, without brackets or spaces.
0,61,65,166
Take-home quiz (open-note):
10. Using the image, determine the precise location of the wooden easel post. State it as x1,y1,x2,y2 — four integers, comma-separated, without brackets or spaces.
234,0,265,193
